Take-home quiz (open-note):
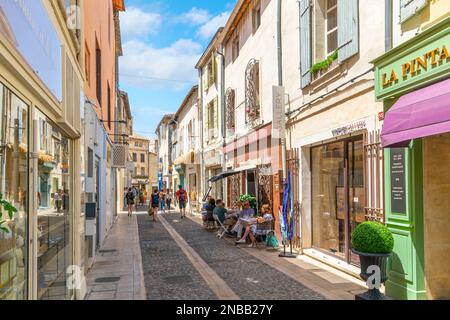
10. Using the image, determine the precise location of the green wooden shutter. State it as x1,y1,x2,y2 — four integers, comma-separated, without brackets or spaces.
299,0,311,89
211,55,216,85
213,97,218,139
204,102,209,142
202,67,208,90
400,0,427,23
338,0,359,63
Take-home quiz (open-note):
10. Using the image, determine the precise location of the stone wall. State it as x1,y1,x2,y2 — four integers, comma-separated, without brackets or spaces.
423,133,450,299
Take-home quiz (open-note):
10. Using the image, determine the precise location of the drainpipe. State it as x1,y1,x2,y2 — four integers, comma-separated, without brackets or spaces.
385,0,392,52
277,0,287,181
216,46,226,201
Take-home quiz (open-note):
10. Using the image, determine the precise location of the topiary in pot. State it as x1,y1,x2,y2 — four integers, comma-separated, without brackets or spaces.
351,221,394,300
352,221,394,254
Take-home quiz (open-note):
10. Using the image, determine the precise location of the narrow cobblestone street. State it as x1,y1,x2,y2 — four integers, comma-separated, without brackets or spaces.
85,207,367,300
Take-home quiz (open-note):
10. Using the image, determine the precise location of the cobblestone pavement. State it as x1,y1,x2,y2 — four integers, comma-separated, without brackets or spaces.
137,210,326,300
137,211,217,300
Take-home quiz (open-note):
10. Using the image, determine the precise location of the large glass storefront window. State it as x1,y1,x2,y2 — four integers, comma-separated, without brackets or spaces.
35,109,73,300
311,136,364,265
0,83,28,300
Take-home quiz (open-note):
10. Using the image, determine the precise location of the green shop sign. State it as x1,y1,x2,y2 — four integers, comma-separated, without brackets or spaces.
373,17,450,100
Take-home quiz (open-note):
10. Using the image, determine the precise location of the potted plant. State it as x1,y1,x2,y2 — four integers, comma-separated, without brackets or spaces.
351,221,394,300
239,194,257,214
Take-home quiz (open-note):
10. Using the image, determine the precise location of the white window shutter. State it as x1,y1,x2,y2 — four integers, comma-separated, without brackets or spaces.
299,0,311,89
338,0,359,63
400,0,427,23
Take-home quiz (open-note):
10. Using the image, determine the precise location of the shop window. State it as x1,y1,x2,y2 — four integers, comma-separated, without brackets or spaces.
0,83,28,300
35,108,73,300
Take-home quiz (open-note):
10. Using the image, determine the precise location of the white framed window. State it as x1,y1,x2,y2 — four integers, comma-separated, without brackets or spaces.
326,0,338,56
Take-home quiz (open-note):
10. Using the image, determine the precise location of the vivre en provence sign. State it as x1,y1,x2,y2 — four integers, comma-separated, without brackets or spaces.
374,19,450,100
390,148,406,214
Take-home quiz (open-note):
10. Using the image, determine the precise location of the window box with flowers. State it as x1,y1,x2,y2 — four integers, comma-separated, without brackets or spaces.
311,50,338,80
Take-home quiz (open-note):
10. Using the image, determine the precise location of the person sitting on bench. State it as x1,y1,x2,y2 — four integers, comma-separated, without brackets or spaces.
235,204,274,247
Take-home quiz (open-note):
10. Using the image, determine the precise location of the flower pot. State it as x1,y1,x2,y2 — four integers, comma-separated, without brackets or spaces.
352,249,390,283
352,249,391,300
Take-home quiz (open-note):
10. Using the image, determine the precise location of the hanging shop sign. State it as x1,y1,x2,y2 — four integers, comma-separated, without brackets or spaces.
331,120,366,137
373,17,450,100
0,0,62,100
390,148,406,214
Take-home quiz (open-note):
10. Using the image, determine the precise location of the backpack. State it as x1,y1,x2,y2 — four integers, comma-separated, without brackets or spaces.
179,189,187,202
126,192,134,202
151,193,159,205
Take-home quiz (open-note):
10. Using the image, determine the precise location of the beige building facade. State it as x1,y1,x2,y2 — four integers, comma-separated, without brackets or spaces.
129,134,151,195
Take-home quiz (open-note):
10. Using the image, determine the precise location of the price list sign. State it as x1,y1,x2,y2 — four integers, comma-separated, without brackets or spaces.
390,148,406,214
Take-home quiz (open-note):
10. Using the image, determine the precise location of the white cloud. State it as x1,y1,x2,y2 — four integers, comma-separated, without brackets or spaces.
177,7,211,25
120,39,201,91
197,11,230,39
120,7,162,37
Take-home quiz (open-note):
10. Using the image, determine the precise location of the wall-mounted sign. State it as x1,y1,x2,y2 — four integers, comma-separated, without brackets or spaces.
272,86,285,139
0,0,62,100
373,18,450,100
332,120,366,137
390,148,406,214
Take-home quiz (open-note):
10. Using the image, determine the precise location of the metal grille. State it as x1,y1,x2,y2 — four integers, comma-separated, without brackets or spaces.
228,173,242,210
363,130,385,223
225,88,235,137
112,144,127,168
257,164,273,210
245,59,260,126
286,148,301,249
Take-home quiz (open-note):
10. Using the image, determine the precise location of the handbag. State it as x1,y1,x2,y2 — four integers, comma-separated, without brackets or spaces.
266,231,279,248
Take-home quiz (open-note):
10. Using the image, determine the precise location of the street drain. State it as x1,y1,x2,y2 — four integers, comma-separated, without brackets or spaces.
99,249,117,253
164,275,193,285
95,276,121,283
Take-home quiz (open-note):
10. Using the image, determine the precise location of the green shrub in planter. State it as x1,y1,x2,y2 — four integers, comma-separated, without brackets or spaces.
239,194,257,210
351,221,394,254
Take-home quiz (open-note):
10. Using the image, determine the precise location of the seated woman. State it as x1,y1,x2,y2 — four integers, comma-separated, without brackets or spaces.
202,197,216,228
235,204,273,247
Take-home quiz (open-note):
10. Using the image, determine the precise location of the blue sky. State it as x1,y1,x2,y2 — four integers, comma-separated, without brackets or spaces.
119,0,236,139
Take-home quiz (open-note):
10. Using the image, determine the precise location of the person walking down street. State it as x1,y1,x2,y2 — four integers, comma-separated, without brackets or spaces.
149,189,159,222
126,187,135,217
159,189,166,213
139,189,144,207
166,189,173,210
176,185,188,219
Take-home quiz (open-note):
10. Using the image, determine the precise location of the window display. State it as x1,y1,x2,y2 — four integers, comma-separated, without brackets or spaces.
35,109,73,300
0,83,28,300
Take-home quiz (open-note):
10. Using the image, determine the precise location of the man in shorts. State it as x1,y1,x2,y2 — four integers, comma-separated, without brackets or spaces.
176,185,188,219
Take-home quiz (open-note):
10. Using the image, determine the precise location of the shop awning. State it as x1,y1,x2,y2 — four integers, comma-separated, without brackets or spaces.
381,79,450,147
209,169,241,182
208,164,257,182
381,78,450,147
